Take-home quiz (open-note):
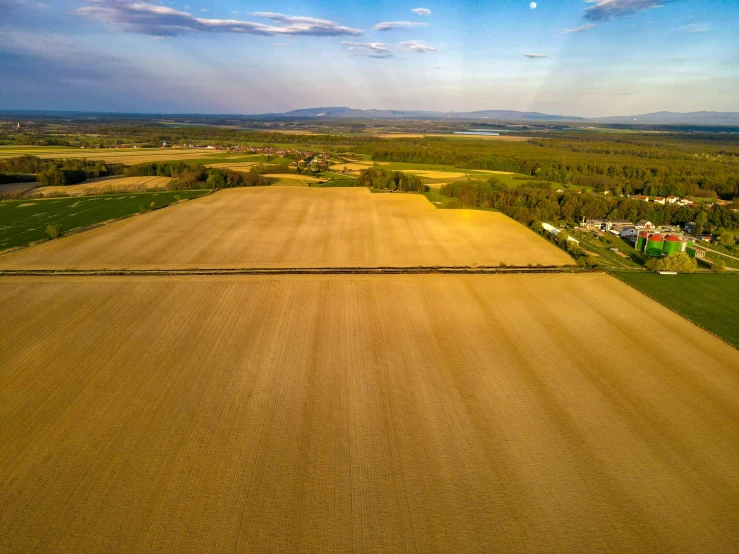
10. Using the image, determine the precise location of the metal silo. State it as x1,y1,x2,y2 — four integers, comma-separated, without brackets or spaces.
636,231,649,252
662,235,683,255
646,233,664,256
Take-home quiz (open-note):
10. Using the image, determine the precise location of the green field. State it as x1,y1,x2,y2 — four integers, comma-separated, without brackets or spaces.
0,190,206,251
612,272,739,348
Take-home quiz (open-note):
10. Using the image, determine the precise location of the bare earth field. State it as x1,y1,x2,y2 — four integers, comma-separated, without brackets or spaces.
0,187,572,269
29,176,173,197
0,146,226,164
206,162,258,172
0,273,736,553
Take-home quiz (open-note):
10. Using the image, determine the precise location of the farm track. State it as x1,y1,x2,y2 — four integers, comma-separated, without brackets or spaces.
0,264,579,277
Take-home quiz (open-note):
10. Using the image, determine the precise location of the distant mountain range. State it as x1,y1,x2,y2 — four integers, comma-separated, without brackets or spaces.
266,107,739,125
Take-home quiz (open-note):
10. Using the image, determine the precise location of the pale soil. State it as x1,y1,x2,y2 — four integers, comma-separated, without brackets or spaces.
262,174,324,182
29,176,172,197
206,162,258,172
0,187,572,269
0,147,226,164
0,273,736,552
404,170,468,179
0,182,38,196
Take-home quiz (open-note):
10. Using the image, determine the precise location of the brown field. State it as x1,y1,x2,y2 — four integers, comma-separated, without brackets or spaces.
1,273,737,552
29,176,172,197
263,173,324,182
206,162,258,172
0,146,227,164
0,182,38,196
404,169,468,179
0,187,572,269
329,163,373,171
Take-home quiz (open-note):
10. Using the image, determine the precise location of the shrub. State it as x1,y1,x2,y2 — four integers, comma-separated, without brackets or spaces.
45,224,63,239
718,231,735,247
646,252,698,273
712,259,727,274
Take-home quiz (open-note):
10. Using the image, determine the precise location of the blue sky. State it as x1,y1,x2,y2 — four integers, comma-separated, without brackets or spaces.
1,0,737,116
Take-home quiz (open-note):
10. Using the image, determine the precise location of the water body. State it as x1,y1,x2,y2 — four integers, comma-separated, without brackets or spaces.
454,131,501,136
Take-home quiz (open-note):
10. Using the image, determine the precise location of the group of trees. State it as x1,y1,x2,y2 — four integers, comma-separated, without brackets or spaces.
125,161,270,189
355,168,425,192
645,252,698,274
439,178,739,232
0,155,124,187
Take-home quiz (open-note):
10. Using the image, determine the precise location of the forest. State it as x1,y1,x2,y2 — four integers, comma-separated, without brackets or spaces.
359,136,739,200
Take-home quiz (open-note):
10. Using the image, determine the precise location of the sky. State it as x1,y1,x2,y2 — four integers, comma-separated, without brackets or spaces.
0,0,738,117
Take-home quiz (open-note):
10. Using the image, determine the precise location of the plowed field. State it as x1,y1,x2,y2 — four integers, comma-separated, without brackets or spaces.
1,273,737,552
0,187,572,269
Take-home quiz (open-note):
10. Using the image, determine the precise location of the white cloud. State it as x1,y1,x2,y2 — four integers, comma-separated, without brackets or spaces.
411,8,431,16
563,23,596,34
680,23,709,33
341,41,392,58
373,21,429,31
524,53,548,58
75,2,363,37
584,0,667,22
398,40,438,53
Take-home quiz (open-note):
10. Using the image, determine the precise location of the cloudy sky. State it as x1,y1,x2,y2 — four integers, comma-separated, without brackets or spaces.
1,0,737,116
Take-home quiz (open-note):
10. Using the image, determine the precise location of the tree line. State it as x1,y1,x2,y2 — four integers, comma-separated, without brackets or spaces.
440,178,739,232
0,155,124,186
125,161,270,189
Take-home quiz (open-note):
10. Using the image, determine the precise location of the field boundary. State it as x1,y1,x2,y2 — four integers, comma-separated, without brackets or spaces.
0,265,585,277
0,188,215,258
608,271,738,350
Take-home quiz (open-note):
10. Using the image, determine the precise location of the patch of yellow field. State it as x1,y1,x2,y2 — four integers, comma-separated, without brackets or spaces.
404,170,468,179
0,187,573,269
473,169,516,175
30,176,172,197
262,173,324,182
0,146,226,164
329,163,371,171
206,162,257,172
0,273,737,552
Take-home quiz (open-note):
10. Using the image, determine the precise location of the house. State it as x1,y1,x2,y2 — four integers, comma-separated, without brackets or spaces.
677,198,694,206
542,222,559,235
632,195,649,202
653,197,666,205
666,195,679,204
620,228,639,240
637,220,654,229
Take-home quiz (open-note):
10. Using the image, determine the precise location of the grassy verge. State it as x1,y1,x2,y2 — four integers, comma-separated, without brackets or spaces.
611,272,739,349
0,190,206,251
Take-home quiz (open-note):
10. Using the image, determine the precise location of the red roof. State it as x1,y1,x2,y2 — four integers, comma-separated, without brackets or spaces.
664,235,682,242
648,234,664,242
638,231,649,237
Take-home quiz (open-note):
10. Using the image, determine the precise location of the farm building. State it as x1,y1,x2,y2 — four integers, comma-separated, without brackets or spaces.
687,245,707,259
634,232,689,257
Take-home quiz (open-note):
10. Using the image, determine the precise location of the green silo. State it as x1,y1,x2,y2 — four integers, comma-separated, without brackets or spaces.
663,235,683,255
636,231,649,252
646,234,664,256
